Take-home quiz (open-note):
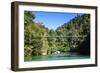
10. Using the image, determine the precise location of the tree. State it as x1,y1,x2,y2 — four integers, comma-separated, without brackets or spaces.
56,14,90,55
24,11,35,27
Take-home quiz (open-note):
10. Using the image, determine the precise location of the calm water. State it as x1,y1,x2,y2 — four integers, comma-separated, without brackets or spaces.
24,53,90,62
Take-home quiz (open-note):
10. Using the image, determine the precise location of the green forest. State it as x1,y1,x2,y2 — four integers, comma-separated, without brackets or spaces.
24,11,90,61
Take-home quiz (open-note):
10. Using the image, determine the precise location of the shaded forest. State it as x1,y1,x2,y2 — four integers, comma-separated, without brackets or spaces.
24,11,90,58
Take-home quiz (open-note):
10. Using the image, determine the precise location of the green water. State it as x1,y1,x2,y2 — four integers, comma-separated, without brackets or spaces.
24,53,90,62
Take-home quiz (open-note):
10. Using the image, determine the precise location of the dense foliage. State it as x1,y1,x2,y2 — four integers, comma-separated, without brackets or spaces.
24,11,90,58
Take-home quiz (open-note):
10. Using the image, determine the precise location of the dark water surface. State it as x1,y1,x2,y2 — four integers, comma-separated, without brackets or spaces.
25,53,90,62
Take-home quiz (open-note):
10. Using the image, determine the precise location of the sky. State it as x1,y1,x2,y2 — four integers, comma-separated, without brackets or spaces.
32,11,82,30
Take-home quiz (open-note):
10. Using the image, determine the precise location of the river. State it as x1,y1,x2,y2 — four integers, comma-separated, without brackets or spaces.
24,53,90,62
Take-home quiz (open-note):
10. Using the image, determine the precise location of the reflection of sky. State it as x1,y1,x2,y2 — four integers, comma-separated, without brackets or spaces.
32,11,83,30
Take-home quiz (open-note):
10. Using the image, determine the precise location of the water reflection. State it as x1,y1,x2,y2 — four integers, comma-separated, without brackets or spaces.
24,53,90,62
